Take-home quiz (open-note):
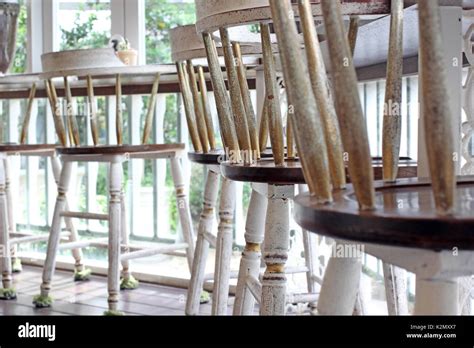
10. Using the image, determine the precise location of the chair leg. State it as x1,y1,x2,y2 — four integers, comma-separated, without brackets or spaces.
233,186,267,315
415,277,459,315
65,201,90,281
211,178,236,315
169,157,195,271
185,167,220,315
34,161,73,308
317,247,362,315
383,263,408,315
0,158,15,300
105,160,123,316
260,184,292,315
353,283,369,315
298,184,322,311
4,158,21,273
50,156,88,281
302,229,318,309
120,190,138,290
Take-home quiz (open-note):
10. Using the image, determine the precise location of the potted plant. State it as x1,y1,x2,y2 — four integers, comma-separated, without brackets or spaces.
116,39,138,66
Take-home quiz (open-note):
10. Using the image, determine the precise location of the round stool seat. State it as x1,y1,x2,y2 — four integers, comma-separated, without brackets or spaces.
188,150,223,165
57,144,184,156
0,144,57,154
221,158,305,185
294,176,474,251
195,0,391,35
221,157,417,185
187,148,287,165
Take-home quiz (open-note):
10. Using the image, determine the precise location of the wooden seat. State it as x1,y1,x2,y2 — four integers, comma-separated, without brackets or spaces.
295,176,474,251
187,148,285,166
56,143,184,156
0,144,57,154
221,158,417,185
187,150,224,165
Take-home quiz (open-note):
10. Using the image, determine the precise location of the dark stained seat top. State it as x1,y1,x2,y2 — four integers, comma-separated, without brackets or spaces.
0,144,57,154
220,157,417,185
57,143,185,156
187,147,285,165
294,176,474,251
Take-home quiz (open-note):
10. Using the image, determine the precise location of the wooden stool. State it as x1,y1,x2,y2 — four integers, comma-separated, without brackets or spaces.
195,0,317,315
0,74,88,300
171,24,265,315
276,0,471,314
196,0,400,315
32,48,195,315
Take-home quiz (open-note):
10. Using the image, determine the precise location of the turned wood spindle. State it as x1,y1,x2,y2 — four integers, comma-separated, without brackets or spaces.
320,0,374,209
64,77,81,146
418,0,456,214
202,32,240,160
19,83,37,145
286,112,295,159
382,0,404,182
142,73,161,144
176,61,203,152
115,74,123,146
220,27,253,164
232,41,260,159
86,76,100,146
269,0,332,202
197,65,216,150
45,80,67,147
186,60,210,153
258,96,269,154
298,0,346,189
348,16,360,56
260,23,285,166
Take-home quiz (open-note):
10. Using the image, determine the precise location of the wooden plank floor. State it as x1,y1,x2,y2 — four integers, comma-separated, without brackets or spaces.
1,265,235,315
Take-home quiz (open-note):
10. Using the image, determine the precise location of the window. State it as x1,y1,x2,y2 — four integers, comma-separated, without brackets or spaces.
59,0,111,50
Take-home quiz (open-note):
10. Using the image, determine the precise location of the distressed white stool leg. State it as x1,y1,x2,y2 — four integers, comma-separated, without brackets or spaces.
260,184,292,316
298,185,319,308
383,263,408,315
170,157,195,271
415,278,459,315
105,159,123,315
120,190,138,290
353,282,369,315
317,247,362,315
4,157,20,273
34,161,73,308
233,185,267,315
212,178,236,315
459,277,473,315
302,230,318,308
186,167,220,315
0,157,15,299
51,156,88,280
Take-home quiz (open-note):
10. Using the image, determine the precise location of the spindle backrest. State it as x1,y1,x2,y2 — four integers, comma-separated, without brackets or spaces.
274,0,452,215
40,49,166,148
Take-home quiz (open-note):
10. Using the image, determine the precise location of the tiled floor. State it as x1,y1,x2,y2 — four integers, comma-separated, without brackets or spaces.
1,265,228,315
